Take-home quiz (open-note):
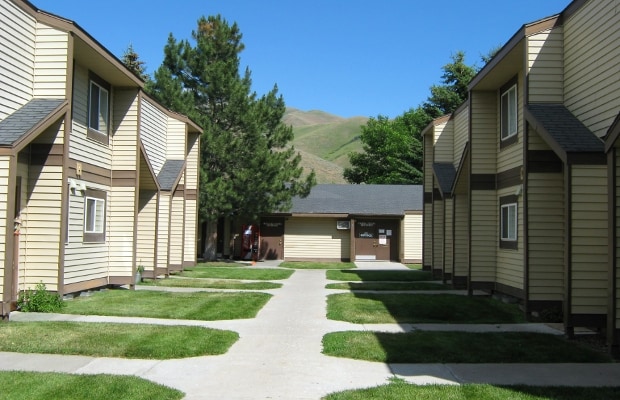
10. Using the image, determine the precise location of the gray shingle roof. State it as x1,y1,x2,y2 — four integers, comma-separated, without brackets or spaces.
288,184,423,215
157,160,185,191
432,163,456,197
526,104,604,153
0,99,66,146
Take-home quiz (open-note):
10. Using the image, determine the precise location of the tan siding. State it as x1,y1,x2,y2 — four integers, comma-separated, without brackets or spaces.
496,187,524,290
528,172,564,301
470,91,497,174
0,157,10,295
453,105,469,166
571,165,607,314
33,23,68,98
527,27,564,103
108,186,135,276
470,190,496,282
285,218,350,260
423,202,432,267
185,134,199,189
20,165,63,291
444,199,453,276
184,198,197,265
112,89,139,170
157,194,171,270
0,0,35,118
424,135,434,188
169,195,185,266
453,194,469,279
432,192,444,270
617,150,620,329
403,212,422,261
64,182,109,287
434,121,453,163
166,118,185,159
69,65,112,169
140,98,167,175
136,190,157,271
564,0,620,138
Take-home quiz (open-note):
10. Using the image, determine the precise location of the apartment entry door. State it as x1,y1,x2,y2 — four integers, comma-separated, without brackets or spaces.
259,218,285,260
354,219,399,261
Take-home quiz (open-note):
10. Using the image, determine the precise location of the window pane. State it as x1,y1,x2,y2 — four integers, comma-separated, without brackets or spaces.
508,88,517,135
89,83,100,130
508,205,516,239
94,198,104,233
85,198,95,232
99,88,108,134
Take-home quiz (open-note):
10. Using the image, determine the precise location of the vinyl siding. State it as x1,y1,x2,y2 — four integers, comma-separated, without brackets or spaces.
434,120,452,163
0,0,35,119
33,23,68,98
616,150,620,330
571,165,608,314
423,201,432,267
112,89,139,170
284,218,350,260
184,194,197,264
20,165,63,290
527,27,564,103
424,135,434,188
453,105,469,166
167,117,185,159
432,191,444,271
403,212,422,262
185,134,199,190
528,172,564,301
496,187,524,291
108,186,135,276
136,190,157,271
64,188,109,286
470,91,497,174
0,156,10,295
564,0,620,138
157,193,170,270
453,193,469,280
169,195,185,266
470,190,497,282
70,64,112,169
444,198,453,277
140,98,167,175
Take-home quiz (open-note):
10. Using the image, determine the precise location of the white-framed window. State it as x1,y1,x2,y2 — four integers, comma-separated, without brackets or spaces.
83,189,106,243
500,196,518,251
88,81,109,134
501,84,517,141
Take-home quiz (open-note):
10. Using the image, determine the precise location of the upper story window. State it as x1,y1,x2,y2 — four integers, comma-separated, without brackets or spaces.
87,73,111,144
501,84,517,141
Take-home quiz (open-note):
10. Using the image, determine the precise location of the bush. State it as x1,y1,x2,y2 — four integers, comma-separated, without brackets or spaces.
17,282,65,313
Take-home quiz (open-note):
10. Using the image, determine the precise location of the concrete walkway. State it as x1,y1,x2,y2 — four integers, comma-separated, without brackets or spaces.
3,261,620,399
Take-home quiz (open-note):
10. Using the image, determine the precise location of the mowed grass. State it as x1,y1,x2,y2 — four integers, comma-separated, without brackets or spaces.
326,282,451,291
327,269,433,282
63,290,271,320
0,322,238,359
140,278,281,290
180,267,293,280
324,381,620,400
327,293,525,324
322,331,612,363
0,371,184,400
279,261,355,269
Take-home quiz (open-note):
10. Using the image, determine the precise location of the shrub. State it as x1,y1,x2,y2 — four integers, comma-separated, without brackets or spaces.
17,282,65,313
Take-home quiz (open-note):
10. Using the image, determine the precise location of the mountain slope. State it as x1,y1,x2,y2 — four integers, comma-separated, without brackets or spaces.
285,108,367,184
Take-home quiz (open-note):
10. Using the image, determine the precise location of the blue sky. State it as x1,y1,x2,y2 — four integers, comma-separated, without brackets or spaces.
33,0,569,118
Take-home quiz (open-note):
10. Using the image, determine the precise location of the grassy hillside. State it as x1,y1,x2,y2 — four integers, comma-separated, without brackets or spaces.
284,108,367,184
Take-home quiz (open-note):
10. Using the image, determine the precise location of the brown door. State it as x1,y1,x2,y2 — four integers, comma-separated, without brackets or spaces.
355,219,399,261
259,218,285,260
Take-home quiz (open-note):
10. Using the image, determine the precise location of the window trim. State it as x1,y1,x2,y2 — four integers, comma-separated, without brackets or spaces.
83,188,106,243
499,194,518,250
500,76,518,148
87,72,111,145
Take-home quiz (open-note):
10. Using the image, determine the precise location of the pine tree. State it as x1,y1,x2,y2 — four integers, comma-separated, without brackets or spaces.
121,44,149,81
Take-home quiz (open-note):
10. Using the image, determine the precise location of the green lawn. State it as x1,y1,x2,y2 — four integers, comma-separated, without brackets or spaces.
0,322,238,359
279,261,356,269
327,270,433,282
0,371,183,400
140,278,281,290
327,293,525,324
323,382,620,400
322,331,612,363
63,290,271,320
326,282,451,291
180,268,293,280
